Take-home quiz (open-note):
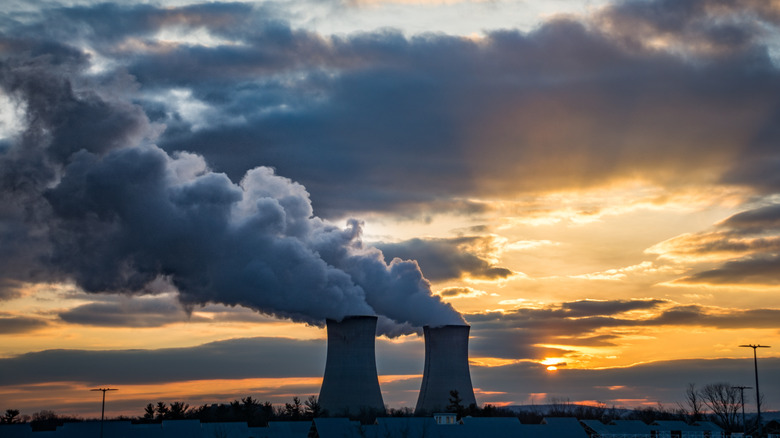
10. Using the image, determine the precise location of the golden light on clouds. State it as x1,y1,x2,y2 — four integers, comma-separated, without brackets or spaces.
469,357,524,368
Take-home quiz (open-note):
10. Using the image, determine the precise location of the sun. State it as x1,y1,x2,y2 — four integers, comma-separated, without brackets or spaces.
541,357,565,371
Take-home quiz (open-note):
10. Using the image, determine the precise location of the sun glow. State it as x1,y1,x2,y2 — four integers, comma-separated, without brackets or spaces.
541,357,567,369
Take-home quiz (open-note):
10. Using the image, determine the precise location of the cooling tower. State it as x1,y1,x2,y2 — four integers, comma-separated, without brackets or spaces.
318,315,386,416
415,324,477,414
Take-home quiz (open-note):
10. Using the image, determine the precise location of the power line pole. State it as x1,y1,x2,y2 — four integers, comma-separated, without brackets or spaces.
734,385,752,435
739,344,769,437
90,388,117,438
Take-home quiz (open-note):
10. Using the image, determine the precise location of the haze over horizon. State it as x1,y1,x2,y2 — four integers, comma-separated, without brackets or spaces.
1,0,779,419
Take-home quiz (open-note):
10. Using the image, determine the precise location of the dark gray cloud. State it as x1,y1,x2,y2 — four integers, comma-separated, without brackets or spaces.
596,0,779,56
375,237,513,282
0,314,48,334
655,306,780,327
0,280,23,301
471,302,780,333
148,14,780,219
437,287,486,299
3,0,777,220
439,287,471,298
675,255,780,285
10,2,264,47
0,337,326,386
721,204,780,233
58,295,207,327
0,335,424,387
56,292,285,327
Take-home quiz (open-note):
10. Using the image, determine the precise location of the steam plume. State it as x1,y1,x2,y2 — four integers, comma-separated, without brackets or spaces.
0,53,464,334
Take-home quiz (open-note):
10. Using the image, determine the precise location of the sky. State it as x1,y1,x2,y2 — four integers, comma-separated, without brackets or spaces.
1,0,780,419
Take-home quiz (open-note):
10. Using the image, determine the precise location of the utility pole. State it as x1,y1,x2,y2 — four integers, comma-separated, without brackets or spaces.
734,385,752,435
90,388,117,438
739,344,769,437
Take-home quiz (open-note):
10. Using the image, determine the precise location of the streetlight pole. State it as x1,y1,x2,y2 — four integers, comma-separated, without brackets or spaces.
90,388,117,438
734,386,752,435
739,344,769,437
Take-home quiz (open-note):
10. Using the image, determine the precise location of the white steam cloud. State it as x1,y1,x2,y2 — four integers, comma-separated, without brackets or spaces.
0,53,464,335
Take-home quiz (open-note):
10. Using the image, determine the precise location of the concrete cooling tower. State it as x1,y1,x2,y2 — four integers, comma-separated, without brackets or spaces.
415,324,477,414
318,315,385,416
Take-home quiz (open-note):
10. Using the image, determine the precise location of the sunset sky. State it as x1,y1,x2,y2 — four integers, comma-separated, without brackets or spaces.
1,0,780,419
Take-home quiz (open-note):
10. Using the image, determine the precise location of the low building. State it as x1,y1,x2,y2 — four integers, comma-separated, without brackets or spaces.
580,419,725,438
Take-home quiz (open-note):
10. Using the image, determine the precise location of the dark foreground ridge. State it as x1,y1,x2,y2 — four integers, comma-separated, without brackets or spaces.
0,415,755,438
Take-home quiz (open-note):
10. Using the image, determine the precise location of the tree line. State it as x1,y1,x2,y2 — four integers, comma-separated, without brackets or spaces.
1,381,766,433
140,396,324,426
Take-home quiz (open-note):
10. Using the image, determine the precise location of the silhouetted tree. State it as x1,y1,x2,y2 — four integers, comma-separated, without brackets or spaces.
700,382,740,432
155,402,169,420
241,397,259,409
304,396,322,418
169,402,189,419
240,396,264,424
680,383,704,422
30,410,62,431
388,407,414,417
143,403,155,421
283,396,303,420
31,411,57,422
257,401,275,426
447,390,465,418
2,409,20,424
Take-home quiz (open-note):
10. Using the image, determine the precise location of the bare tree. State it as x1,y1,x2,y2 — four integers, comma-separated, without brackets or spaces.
680,383,704,422
547,397,574,417
700,383,740,432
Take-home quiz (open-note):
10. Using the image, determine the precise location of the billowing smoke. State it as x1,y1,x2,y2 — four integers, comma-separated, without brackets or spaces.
0,52,464,335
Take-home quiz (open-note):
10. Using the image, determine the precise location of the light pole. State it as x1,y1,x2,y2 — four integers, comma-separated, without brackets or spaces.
734,385,752,435
90,388,117,438
739,344,769,437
